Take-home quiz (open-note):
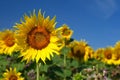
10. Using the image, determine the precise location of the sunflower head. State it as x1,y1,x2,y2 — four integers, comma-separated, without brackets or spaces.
85,46,94,60
2,68,24,80
68,40,90,62
113,50,120,61
112,42,120,65
114,41,120,48
0,29,18,55
15,10,64,63
56,24,73,40
94,48,104,60
103,47,113,60
102,47,114,64
112,48,120,65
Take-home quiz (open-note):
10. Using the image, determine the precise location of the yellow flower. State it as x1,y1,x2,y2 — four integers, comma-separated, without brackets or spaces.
85,46,94,60
68,40,92,62
112,48,120,65
0,30,18,55
112,41,120,65
94,48,104,60
102,47,114,65
56,24,73,40
2,68,24,80
114,41,120,48
14,10,63,63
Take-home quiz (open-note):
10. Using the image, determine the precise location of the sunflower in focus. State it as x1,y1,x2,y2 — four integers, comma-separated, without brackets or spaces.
2,68,24,80
68,40,93,62
15,10,64,63
56,24,73,40
102,47,114,64
0,30,18,55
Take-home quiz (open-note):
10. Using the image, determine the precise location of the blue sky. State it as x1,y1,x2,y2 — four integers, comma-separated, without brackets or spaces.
0,0,120,50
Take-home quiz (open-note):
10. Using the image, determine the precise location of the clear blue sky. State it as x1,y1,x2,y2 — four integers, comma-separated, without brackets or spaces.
0,0,120,50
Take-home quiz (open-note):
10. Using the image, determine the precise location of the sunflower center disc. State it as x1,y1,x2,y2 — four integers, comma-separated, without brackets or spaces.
105,51,112,60
4,35,15,47
73,45,85,59
27,27,50,50
9,75,17,80
62,28,71,36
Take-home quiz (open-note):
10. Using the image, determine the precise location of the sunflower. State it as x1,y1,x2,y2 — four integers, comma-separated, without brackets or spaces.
14,10,63,63
102,47,114,64
0,29,18,55
112,41,120,65
68,40,92,62
2,68,24,80
85,46,94,60
56,24,73,40
94,48,104,60
112,48,120,65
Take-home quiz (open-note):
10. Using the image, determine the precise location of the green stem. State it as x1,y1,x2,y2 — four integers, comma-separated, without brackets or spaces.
36,63,41,80
64,53,66,80
64,53,66,67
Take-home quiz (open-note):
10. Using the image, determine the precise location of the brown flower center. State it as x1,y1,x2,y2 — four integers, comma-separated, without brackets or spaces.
9,75,17,80
62,28,71,36
115,56,120,61
72,45,85,60
104,50,112,60
27,27,50,50
3,34,15,47
114,49,120,61
114,53,120,61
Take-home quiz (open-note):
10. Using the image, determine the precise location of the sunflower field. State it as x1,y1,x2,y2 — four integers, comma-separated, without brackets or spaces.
0,10,120,80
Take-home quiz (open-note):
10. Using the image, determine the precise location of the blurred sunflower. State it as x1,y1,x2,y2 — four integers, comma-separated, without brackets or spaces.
94,48,104,60
102,47,114,65
0,30,18,55
68,40,92,62
14,10,64,63
112,41,120,65
85,46,94,60
56,24,73,40
113,48,120,65
2,68,24,80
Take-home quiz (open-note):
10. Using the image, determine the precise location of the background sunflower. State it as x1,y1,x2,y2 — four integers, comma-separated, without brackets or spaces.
2,68,24,80
0,29,18,55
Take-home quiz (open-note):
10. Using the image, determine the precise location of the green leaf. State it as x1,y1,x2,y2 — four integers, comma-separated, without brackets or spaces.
40,64,48,72
70,60,79,68
63,69,72,77
11,62,25,71
60,46,70,55
54,71,64,78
